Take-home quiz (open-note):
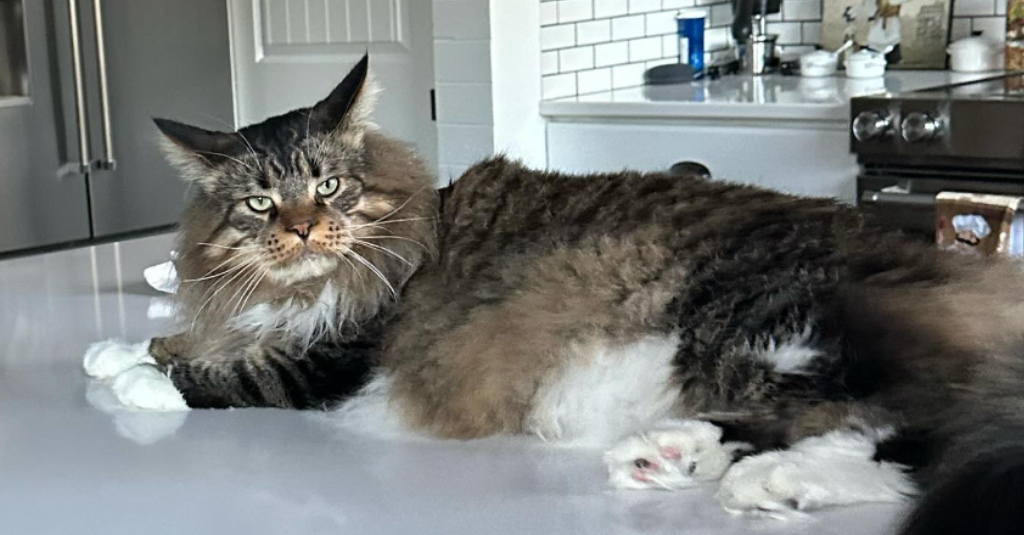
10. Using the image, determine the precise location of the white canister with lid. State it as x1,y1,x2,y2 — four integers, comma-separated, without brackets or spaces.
948,34,1004,72
845,50,887,78
800,50,839,77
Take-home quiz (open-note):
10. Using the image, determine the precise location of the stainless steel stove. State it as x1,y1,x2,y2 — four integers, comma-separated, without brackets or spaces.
851,72,1024,238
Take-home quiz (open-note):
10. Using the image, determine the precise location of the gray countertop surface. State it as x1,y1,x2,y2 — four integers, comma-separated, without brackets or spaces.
0,235,905,535
541,70,1008,122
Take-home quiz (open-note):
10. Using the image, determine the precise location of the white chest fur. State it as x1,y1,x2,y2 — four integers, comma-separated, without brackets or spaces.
231,281,344,344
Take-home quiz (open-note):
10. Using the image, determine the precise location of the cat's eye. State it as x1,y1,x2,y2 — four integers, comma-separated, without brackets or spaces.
246,196,274,213
316,178,340,197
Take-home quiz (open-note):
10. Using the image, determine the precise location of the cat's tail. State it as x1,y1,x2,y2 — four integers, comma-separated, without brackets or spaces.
898,350,1024,535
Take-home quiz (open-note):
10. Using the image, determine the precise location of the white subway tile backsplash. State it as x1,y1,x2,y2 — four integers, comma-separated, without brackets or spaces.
629,0,662,14
543,72,578,99
540,1,558,26
663,34,679,57
954,0,996,17
595,0,629,18
539,0,1003,100
612,14,646,40
541,24,576,50
951,18,973,40
629,35,663,61
541,51,560,75
801,22,822,44
709,2,733,26
767,21,802,45
560,46,596,71
705,26,732,50
595,41,630,66
645,58,676,69
612,62,646,88
577,67,613,93
559,0,594,23
783,0,821,21
577,19,613,44
972,16,1008,41
646,11,678,35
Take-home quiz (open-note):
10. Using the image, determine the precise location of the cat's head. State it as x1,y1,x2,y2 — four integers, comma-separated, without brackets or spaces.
157,56,436,325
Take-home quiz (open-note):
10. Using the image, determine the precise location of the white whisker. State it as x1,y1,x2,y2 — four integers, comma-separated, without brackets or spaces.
344,248,396,297
196,242,259,251
351,239,414,267
353,234,430,251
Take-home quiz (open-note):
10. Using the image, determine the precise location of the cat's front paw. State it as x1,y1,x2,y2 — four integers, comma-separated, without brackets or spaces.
83,338,188,411
604,420,745,490
83,339,155,379
110,365,188,411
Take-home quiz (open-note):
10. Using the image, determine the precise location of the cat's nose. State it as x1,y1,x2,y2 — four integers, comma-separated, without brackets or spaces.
287,220,317,240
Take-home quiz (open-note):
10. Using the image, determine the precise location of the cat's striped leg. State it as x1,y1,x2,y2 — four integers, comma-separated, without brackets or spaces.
165,339,373,410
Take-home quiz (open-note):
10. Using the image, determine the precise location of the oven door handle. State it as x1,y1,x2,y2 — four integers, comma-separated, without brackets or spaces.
860,191,936,208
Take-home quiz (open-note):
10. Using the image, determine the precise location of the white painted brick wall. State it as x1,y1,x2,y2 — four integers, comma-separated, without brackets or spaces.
540,0,1010,99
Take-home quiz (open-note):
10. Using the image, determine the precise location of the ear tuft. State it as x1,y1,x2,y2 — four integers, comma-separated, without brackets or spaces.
153,118,245,184
311,53,378,133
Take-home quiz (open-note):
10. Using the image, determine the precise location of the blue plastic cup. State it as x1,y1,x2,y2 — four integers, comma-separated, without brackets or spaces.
677,10,706,72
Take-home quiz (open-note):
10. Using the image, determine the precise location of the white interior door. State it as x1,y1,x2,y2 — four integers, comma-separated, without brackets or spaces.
228,0,436,168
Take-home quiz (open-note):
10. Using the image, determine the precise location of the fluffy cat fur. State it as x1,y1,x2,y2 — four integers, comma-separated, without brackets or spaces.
120,56,1023,534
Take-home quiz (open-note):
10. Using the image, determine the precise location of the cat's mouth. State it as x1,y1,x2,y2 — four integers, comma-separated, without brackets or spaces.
264,252,339,284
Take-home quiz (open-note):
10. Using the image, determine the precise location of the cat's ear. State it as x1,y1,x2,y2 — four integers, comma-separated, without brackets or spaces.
311,53,378,135
154,118,247,183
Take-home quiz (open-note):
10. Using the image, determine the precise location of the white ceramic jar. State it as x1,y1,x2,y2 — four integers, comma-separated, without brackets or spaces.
845,50,887,79
800,50,838,77
948,35,1004,72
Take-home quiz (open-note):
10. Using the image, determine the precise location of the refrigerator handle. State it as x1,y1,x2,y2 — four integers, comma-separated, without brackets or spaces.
91,0,116,171
60,0,92,178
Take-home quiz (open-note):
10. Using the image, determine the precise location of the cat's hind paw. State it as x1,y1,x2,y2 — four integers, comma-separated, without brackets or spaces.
83,339,155,379
604,420,746,490
716,431,914,517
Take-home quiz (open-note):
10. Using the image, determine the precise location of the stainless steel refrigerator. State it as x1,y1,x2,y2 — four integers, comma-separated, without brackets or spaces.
0,0,233,254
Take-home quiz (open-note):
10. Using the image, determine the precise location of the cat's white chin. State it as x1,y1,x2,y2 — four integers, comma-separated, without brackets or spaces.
266,255,338,285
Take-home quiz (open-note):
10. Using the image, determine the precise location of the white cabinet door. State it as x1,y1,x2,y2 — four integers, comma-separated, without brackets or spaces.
229,0,437,168
547,121,859,202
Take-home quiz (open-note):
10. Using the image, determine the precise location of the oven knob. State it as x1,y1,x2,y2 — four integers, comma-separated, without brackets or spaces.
902,112,943,143
852,111,893,141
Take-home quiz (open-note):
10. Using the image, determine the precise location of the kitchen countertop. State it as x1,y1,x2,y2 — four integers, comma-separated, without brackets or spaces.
0,235,906,535
541,70,1009,122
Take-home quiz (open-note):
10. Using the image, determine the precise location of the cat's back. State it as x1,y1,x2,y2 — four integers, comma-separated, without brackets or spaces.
435,157,860,267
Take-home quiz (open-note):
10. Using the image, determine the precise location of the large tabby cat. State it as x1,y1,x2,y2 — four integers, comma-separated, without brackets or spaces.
84,56,1023,535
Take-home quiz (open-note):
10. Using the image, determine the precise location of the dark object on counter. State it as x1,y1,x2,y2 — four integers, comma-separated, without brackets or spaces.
705,60,741,80
670,161,712,179
644,63,697,85
779,59,800,76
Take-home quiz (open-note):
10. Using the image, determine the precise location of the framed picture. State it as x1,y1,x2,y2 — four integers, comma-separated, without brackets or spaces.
822,0,954,69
